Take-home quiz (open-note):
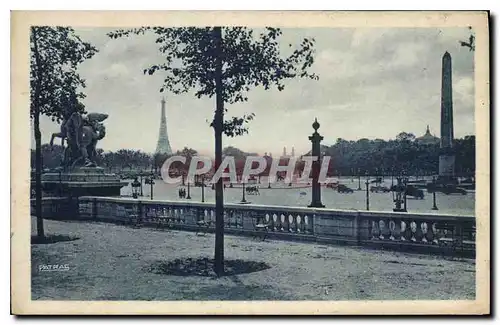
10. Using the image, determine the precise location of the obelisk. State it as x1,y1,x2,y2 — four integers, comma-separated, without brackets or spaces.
438,51,456,184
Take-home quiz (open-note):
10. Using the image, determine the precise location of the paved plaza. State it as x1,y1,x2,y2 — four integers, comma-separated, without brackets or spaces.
122,178,475,216
31,217,475,301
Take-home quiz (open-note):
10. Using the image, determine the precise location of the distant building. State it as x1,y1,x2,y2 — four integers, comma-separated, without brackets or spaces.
416,125,439,145
280,146,296,158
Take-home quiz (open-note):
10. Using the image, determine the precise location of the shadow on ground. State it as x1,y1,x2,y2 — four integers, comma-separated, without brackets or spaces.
147,258,271,277
31,234,80,245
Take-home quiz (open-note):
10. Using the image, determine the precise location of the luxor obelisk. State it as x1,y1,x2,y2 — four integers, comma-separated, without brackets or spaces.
438,51,456,184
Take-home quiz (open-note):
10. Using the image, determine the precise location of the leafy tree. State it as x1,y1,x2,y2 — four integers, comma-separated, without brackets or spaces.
319,133,475,178
30,144,65,170
161,147,200,175
31,26,97,238
454,135,475,176
153,152,171,173
395,132,416,143
108,26,318,275
459,27,475,52
109,149,152,171
177,147,198,158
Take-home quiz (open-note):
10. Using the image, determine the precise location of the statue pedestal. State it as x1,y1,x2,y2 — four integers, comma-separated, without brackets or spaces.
41,167,128,197
39,167,128,220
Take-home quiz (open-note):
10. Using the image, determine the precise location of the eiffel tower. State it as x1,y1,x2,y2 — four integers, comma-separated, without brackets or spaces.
155,97,173,155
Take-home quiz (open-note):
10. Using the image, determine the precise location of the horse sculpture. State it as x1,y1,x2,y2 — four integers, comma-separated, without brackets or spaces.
50,110,108,169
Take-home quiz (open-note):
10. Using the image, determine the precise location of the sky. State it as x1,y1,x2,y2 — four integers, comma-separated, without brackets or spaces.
32,27,475,157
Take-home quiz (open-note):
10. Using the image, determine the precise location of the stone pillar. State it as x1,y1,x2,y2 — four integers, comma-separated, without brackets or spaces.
308,118,325,208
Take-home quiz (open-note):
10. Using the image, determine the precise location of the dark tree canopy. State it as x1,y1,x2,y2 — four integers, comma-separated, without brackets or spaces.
34,135,476,178
31,26,98,122
459,26,475,52
30,26,98,238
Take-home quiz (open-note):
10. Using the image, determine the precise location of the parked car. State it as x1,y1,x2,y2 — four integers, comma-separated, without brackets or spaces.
427,183,469,195
337,184,354,193
370,186,390,193
405,185,424,199
326,182,339,189
441,185,468,195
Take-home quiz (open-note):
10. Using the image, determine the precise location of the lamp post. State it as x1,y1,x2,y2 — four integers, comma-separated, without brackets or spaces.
432,176,438,210
393,176,407,212
402,174,408,212
131,177,141,199
186,180,191,199
308,118,325,208
139,173,144,197
241,182,247,203
58,168,62,196
201,175,205,203
357,168,361,191
147,174,155,200
401,170,408,211
365,179,370,211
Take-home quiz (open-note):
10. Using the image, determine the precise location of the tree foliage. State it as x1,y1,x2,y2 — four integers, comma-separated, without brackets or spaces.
108,26,318,275
322,134,475,177
108,27,317,136
30,26,97,238
459,26,475,52
31,27,97,122
34,135,475,178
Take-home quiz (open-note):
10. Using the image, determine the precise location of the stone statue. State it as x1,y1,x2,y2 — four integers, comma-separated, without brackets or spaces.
50,100,108,170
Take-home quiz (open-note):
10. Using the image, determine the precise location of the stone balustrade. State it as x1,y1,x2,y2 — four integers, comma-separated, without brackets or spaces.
34,196,476,256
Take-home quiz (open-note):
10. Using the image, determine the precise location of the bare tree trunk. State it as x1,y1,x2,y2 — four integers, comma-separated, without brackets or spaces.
32,27,44,238
213,26,224,275
34,111,44,238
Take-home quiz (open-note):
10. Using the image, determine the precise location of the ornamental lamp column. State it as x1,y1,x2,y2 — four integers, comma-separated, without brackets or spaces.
201,175,205,203
308,118,325,208
357,168,362,191
432,176,438,210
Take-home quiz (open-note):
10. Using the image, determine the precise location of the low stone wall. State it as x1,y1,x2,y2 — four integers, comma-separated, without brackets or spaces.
30,197,74,220
33,196,476,257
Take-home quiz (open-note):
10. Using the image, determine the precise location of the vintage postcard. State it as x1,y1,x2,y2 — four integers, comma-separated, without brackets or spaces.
11,11,489,315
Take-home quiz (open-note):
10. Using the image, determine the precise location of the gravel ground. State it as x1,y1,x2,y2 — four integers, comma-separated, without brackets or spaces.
31,217,475,301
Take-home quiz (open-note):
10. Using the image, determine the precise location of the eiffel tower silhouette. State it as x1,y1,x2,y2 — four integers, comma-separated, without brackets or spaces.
155,97,173,155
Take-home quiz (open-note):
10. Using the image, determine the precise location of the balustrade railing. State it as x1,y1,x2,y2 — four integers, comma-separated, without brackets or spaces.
357,212,475,254
39,196,475,256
